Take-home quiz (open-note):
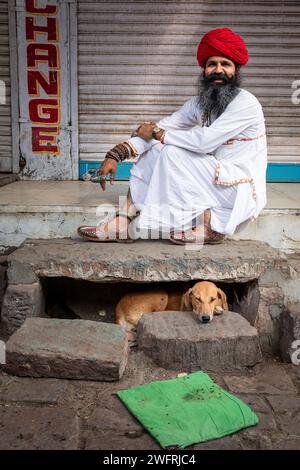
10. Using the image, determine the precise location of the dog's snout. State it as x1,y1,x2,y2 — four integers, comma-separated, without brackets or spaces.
201,315,211,323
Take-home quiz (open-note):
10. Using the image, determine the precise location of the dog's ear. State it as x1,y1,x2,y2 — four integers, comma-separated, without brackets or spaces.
217,288,228,310
182,288,193,311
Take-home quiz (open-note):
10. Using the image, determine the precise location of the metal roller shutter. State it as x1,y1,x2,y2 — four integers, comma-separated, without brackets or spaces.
78,0,300,164
0,0,12,172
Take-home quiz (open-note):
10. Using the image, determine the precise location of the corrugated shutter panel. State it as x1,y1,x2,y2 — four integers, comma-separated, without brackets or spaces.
0,0,12,172
78,0,300,163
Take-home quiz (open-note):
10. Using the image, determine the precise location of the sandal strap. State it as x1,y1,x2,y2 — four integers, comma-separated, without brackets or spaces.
115,210,138,222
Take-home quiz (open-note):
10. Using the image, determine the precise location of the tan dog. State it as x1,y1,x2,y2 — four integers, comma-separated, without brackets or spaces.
115,281,228,330
183,281,228,323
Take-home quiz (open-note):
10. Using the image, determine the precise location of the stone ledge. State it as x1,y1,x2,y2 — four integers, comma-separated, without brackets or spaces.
3,318,129,381
137,310,262,371
6,238,290,284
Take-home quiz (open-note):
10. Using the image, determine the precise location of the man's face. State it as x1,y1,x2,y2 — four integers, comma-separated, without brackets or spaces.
204,56,236,84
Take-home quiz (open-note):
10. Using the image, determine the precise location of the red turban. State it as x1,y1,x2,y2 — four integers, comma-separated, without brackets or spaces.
197,28,248,68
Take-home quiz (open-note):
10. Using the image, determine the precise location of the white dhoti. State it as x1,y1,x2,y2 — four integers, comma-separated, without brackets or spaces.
129,143,249,237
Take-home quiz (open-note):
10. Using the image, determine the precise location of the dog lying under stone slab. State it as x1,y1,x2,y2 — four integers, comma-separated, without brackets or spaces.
115,281,229,340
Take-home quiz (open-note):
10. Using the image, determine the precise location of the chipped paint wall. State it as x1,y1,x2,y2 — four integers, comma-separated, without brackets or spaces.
15,0,77,180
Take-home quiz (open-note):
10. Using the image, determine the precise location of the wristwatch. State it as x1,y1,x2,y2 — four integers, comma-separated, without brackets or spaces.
152,126,163,140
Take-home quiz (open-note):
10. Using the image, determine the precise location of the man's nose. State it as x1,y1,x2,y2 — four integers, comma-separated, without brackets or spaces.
215,64,223,74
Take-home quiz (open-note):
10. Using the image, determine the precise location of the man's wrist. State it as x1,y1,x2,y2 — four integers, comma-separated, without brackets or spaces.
152,127,166,141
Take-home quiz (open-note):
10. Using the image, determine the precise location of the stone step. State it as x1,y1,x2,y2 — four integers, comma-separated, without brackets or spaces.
137,311,262,371
0,238,294,359
0,181,299,253
2,318,129,381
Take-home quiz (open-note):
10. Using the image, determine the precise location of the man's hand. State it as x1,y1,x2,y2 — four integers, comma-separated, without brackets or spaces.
136,122,156,140
97,158,117,191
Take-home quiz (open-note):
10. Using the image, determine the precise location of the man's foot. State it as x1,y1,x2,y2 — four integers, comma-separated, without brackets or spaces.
194,224,226,244
169,230,197,245
169,224,225,245
78,212,135,242
98,214,130,239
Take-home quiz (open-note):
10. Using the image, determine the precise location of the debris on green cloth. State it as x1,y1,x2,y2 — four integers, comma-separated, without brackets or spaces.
117,371,258,448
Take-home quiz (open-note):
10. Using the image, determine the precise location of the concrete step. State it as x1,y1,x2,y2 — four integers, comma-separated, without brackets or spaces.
0,181,299,253
3,317,129,381
0,238,296,362
137,310,262,371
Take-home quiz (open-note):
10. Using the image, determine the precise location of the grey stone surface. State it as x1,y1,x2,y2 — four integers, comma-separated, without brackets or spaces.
7,258,37,284
83,406,160,450
284,363,300,393
238,429,273,450
137,310,262,371
266,396,300,435
254,286,285,353
0,406,78,450
0,377,67,404
280,303,300,362
0,351,298,450
6,239,290,283
4,318,129,381
0,282,45,337
235,394,277,431
0,265,6,308
193,435,243,450
224,363,297,395
273,438,300,450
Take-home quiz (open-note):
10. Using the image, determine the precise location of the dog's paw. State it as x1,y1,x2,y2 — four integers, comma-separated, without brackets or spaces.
126,330,137,343
214,306,223,315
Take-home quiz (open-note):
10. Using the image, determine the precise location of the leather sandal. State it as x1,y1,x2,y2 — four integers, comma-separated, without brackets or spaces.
169,225,225,246
203,224,226,244
169,230,197,245
77,210,136,243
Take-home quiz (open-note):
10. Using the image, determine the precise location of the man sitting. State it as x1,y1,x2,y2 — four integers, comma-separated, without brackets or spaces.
78,27,267,245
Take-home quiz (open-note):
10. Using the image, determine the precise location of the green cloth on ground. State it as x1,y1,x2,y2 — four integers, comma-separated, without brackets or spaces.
117,371,258,448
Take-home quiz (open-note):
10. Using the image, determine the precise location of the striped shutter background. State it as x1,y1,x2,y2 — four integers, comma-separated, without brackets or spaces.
78,0,300,164
0,0,12,172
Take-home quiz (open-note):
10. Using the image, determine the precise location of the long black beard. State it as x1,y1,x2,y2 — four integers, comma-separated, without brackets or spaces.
198,71,241,126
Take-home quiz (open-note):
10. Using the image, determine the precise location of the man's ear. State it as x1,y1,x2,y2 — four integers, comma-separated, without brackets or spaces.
217,288,228,310
182,288,193,311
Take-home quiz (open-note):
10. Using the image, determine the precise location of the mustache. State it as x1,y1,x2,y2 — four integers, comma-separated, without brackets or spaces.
202,72,236,85
203,72,228,83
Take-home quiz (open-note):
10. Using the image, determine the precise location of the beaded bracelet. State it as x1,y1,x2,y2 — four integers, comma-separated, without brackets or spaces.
105,141,139,163
106,154,120,163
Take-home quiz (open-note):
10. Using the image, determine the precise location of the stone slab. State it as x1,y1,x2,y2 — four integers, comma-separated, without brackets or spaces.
224,363,297,395
6,238,289,284
137,311,262,371
193,435,243,450
83,406,160,450
0,377,67,404
266,396,300,435
234,394,277,431
4,318,128,381
0,406,78,450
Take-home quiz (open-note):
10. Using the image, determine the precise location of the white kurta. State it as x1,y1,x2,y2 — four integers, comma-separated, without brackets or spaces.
128,89,267,236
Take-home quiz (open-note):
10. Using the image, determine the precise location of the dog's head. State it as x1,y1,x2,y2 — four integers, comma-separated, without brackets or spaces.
183,281,228,323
